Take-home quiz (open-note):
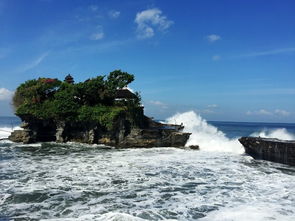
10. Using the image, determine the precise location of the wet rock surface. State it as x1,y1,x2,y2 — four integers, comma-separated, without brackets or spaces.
8,115,191,148
239,137,295,166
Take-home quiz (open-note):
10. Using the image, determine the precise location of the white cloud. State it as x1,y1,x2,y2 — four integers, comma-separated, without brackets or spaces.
109,10,120,19
275,109,290,116
0,88,14,101
208,104,218,108
89,5,98,12
90,26,104,40
246,109,272,116
149,100,168,109
150,100,165,105
240,47,295,58
212,55,221,61
90,32,104,40
246,109,291,117
202,109,215,114
20,52,49,72
135,8,173,39
207,34,221,42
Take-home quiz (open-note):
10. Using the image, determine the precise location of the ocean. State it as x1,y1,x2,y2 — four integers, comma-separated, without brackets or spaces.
1,111,295,221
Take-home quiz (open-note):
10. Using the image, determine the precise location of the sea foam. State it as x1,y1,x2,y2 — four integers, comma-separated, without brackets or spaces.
166,111,243,153
166,111,295,154
251,128,295,140
0,126,22,139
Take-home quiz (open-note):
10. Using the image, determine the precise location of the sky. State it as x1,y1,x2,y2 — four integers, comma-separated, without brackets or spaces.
0,0,294,123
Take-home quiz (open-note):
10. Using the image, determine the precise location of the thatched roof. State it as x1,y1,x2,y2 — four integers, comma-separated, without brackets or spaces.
115,89,137,99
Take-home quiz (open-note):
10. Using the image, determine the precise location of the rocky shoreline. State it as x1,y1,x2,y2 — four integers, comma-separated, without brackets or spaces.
239,137,295,166
8,116,191,148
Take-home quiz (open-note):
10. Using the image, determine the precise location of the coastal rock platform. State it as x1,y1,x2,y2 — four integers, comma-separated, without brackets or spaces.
8,116,191,148
239,137,295,166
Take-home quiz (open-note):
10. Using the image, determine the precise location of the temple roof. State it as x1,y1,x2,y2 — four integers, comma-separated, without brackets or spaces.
115,89,137,99
64,74,74,84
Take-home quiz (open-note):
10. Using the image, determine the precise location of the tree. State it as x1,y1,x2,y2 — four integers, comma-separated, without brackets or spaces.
106,70,134,90
12,70,140,125
13,78,61,108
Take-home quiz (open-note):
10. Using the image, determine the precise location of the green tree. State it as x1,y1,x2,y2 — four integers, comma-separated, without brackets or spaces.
106,70,134,90
12,70,141,125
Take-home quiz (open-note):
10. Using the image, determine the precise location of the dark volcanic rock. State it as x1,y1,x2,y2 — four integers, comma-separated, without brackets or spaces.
8,115,191,148
188,145,200,150
118,128,191,148
239,137,295,166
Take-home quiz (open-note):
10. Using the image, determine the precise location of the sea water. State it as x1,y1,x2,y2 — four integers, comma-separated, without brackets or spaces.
0,112,295,221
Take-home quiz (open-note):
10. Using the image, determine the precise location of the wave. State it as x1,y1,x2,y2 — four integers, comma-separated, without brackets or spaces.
0,126,22,139
166,111,295,153
251,128,295,140
166,111,244,153
200,203,295,221
41,212,149,221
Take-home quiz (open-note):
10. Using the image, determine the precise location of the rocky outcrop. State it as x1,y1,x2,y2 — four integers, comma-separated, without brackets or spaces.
118,128,191,148
239,137,295,166
8,129,32,143
9,115,191,148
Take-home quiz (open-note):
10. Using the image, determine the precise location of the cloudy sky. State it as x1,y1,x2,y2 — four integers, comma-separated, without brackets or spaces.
0,0,294,122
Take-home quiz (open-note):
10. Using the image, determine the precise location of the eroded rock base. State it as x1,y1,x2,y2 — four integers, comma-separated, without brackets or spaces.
239,137,295,166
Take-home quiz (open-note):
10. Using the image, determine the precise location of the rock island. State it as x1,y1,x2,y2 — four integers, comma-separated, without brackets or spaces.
9,70,190,147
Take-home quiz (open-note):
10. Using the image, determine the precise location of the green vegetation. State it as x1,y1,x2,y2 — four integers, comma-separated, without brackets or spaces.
13,70,141,129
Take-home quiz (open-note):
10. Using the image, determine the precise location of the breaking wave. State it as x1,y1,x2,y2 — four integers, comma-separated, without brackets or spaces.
42,212,147,221
1,115,295,220
251,128,295,140
166,111,244,153
0,126,22,139
166,111,295,153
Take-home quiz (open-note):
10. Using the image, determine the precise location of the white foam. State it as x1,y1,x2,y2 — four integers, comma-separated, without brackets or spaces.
166,111,243,153
251,128,295,140
200,203,295,221
42,212,147,221
1,146,295,220
0,126,22,139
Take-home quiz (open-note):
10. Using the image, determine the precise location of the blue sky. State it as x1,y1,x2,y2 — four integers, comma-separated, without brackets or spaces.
0,0,294,122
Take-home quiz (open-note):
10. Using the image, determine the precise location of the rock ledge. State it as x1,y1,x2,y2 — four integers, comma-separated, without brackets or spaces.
239,137,295,166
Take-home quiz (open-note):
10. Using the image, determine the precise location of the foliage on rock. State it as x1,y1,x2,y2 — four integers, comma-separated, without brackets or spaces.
13,70,141,129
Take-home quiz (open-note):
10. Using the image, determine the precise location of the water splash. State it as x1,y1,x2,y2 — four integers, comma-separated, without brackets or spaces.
166,111,244,153
0,126,22,139
251,128,295,140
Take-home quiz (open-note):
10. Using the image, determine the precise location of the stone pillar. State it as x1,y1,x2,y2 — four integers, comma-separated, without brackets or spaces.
56,121,66,142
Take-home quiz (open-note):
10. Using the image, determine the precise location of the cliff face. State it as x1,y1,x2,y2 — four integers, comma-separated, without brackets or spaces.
239,137,295,166
9,115,191,148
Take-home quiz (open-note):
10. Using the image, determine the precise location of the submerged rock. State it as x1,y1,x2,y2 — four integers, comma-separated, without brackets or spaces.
239,137,295,166
188,145,200,150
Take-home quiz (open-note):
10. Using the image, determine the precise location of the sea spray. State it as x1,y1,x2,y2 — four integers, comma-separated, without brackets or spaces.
251,128,295,140
166,111,244,153
0,126,22,139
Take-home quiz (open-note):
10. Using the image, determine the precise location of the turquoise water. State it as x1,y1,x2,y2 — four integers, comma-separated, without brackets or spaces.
0,114,295,220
